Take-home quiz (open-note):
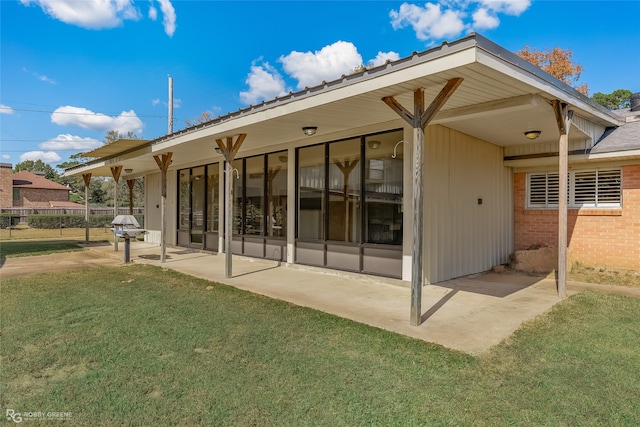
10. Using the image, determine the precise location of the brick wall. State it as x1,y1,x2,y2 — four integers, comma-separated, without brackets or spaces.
0,163,13,207
14,188,69,207
514,164,640,271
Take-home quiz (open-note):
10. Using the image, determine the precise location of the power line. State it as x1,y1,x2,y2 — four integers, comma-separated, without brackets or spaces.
0,106,166,119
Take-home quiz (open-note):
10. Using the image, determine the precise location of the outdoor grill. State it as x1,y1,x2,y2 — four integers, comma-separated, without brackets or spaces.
111,215,146,263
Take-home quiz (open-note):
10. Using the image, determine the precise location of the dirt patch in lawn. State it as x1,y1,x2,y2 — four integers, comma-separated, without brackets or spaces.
569,263,640,287
0,250,123,279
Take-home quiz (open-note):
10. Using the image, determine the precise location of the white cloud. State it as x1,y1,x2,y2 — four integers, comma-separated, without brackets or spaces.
148,2,157,20
37,73,57,84
20,0,177,36
472,7,499,30
39,134,102,151
390,1,531,42
390,3,465,41
152,97,181,108
0,104,14,114
280,41,363,90
20,0,141,29
51,106,144,135
1,154,10,160
479,0,531,15
20,150,62,163
21,67,57,84
368,51,401,67
156,0,176,37
240,62,288,105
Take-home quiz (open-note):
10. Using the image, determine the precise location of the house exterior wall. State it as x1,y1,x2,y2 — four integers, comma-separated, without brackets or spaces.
13,188,69,207
144,172,163,244
424,125,513,283
514,164,640,271
144,170,178,246
0,163,13,207
144,124,515,283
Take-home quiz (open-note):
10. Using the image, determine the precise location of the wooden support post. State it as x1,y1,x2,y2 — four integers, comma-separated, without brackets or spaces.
382,78,463,326
552,100,573,298
82,173,92,244
267,166,282,237
215,134,246,278
154,153,173,263
127,179,136,215
110,166,123,251
334,159,359,241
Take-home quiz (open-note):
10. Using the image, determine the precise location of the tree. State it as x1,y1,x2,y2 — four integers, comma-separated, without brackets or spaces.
59,130,145,206
101,177,144,207
516,46,589,96
103,130,140,145
56,153,106,204
14,159,59,180
184,111,214,127
591,89,633,110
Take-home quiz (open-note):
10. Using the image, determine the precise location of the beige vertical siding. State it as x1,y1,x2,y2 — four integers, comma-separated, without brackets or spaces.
166,170,177,246
423,125,513,283
144,171,177,246
144,172,162,244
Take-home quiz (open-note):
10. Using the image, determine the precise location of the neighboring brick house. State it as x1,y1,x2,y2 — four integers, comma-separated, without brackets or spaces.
9,169,71,207
513,105,640,271
0,163,13,207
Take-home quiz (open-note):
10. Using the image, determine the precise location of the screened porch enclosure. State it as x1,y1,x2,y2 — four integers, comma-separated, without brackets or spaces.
296,129,404,278
177,164,220,251
174,129,404,278
230,152,288,261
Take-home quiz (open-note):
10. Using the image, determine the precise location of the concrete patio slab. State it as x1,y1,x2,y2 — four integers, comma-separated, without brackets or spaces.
86,242,568,355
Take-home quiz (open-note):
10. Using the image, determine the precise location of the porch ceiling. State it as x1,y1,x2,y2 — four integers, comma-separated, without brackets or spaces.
66,36,616,178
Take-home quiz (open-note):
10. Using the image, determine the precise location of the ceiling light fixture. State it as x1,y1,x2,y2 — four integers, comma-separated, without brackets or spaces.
124,168,133,173
367,140,381,149
302,126,317,136
524,130,541,140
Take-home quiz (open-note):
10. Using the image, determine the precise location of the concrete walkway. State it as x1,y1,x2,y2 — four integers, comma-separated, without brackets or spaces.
84,242,576,355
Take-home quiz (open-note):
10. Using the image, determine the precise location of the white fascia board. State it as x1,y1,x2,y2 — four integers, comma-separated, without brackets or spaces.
64,145,153,177
587,150,640,161
475,50,622,127
507,151,640,169
64,160,109,177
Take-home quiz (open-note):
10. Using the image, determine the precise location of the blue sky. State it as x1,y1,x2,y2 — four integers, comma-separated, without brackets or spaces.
1,0,639,169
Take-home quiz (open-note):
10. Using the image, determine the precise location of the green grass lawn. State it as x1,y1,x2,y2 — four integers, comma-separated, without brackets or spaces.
2,265,640,426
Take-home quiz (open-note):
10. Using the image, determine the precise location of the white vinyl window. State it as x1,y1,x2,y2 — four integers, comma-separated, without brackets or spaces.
527,169,621,209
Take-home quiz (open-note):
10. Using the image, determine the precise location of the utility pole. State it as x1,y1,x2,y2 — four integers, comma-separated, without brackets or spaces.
168,75,174,134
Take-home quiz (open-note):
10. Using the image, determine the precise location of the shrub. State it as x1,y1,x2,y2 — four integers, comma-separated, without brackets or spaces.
26,214,144,229
0,213,20,228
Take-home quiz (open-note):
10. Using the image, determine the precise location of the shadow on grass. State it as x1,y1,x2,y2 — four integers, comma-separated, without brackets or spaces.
0,240,83,261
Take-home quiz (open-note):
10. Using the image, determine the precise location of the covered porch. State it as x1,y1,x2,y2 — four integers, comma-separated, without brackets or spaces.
65,34,623,326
